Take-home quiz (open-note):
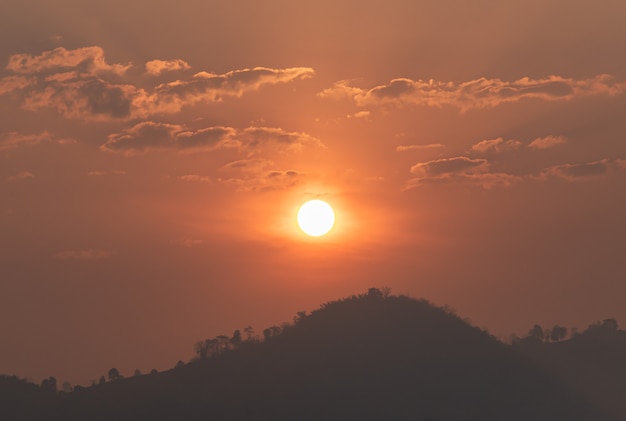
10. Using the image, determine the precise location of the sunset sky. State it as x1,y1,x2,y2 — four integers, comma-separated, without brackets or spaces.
2,0,626,386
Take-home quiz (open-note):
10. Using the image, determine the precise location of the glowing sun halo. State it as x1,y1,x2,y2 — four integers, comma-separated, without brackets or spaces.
297,200,335,237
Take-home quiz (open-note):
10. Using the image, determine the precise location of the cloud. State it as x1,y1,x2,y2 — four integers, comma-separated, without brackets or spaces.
541,159,622,181
348,111,371,119
3,46,314,120
135,66,314,116
410,156,488,177
55,249,113,260
87,170,126,176
528,135,567,150
0,131,54,152
471,137,521,153
220,169,303,192
396,143,445,152
406,156,520,189
222,158,273,172
6,46,130,75
238,127,322,152
320,74,626,111
102,122,322,155
145,59,191,76
179,174,211,183
0,76,34,96
22,76,137,119
7,171,34,181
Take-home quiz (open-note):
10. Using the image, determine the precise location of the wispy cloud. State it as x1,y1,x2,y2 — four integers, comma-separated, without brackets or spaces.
528,135,567,150
471,137,521,153
0,131,54,152
7,171,34,181
179,174,211,183
540,159,623,181
396,143,445,152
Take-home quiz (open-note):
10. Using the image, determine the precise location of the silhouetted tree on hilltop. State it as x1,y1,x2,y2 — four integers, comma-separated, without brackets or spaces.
108,368,121,381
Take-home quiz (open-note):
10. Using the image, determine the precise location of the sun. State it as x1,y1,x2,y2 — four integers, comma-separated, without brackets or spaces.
297,200,335,237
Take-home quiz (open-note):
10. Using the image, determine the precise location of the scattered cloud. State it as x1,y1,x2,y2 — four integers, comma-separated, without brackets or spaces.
410,156,488,177
406,156,520,189
134,66,315,116
471,137,521,153
396,143,445,152
55,249,113,260
348,110,371,119
528,135,567,150
320,74,626,111
6,46,131,76
2,46,314,120
145,59,191,76
540,159,622,181
222,158,273,172
101,122,322,156
7,171,34,181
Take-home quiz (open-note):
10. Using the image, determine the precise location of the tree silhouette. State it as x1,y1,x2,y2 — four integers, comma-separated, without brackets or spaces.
230,329,243,348
41,376,57,393
108,368,121,381
528,324,545,342
550,325,567,342
61,381,72,393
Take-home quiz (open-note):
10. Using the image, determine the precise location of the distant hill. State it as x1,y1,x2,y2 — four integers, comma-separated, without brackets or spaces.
1,289,616,420
515,319,626,420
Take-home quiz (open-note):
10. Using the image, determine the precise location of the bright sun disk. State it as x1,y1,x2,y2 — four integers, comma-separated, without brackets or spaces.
297,200,335,237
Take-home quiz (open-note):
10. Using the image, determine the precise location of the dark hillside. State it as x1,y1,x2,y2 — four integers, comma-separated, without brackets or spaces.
3,290,614,420
516,320,626,420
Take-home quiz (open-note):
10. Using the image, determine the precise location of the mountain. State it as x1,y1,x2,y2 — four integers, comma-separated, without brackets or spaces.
1,289,614,420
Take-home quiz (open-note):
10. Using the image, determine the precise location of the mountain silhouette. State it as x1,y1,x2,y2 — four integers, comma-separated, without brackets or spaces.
1,289,615,420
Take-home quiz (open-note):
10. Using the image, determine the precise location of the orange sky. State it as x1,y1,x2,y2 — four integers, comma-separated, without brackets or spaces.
1,0,626,386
